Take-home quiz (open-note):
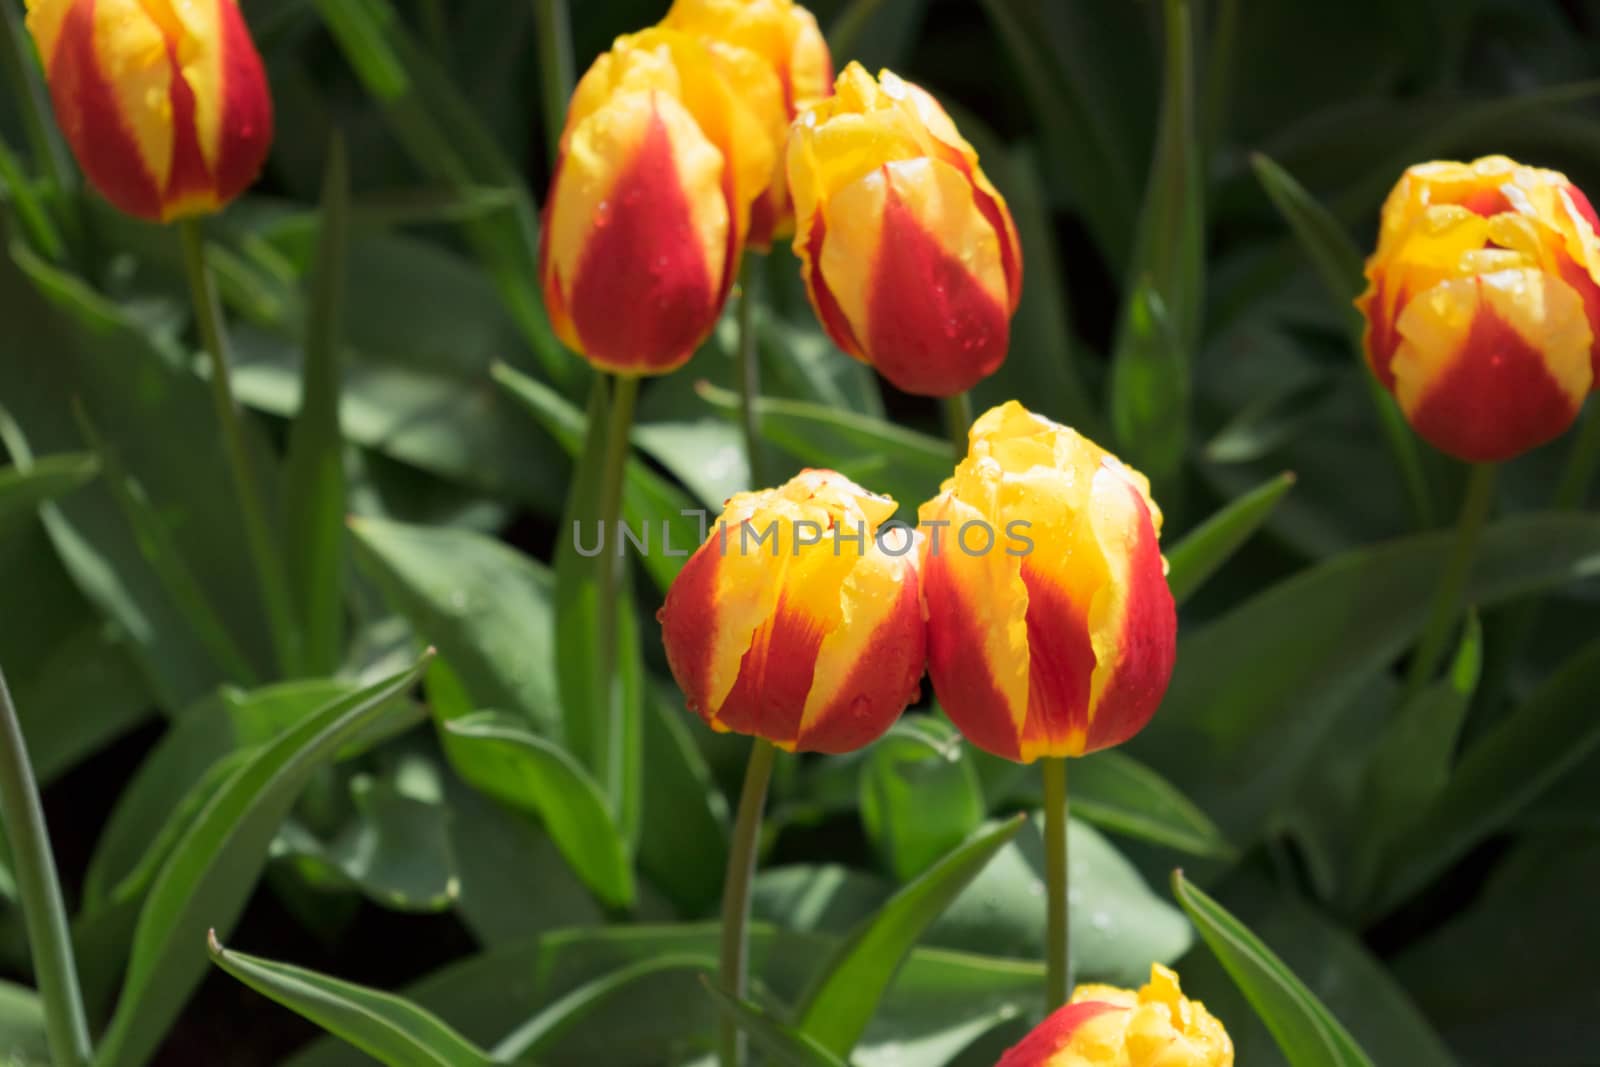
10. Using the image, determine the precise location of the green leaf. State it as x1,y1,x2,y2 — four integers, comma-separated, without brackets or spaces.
93,654,432,1067
493,956,714,1061
1132,514,1600,844
208,933,494,1067
861,718,986,882
1166,472,1295,606
794,814,1026,1057
702,979,848,1067
440,713,634,910
492,362,701,592
0,979,49,1067
695,380,949,510
1110,0,1202,489
1249,152,1366,310
310,0,570,384
1069,751,1234,859
1370,634,1600,916
552,378,644,848
282,136,351,676
0,136,64,264
0,453,97,529
350,517,560,737
638,691,729,916
1172,871,1374,1067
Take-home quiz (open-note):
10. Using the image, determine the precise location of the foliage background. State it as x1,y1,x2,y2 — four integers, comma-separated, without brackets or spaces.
1,0,1599,1064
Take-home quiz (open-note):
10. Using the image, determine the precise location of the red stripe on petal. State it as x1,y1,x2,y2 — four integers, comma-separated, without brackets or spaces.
995,1001,1127,1067
50,0,163,220
1362,270,1409,390
1456,187,1511,217
567,97,721,374
1016,558,1096,757
795,570,925,754
746,189,778,252
1082,490,1176,754
658,539,724,729
161,37,217,217
922,548,1021,762
865,175,1009,397
1555,251,1600,384
805,211,865,359
1409,291,1583,462
713,588,827,747
211,0,273,205
1566,183,1600,235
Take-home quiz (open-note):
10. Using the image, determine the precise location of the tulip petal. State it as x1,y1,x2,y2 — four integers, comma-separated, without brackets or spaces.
994,1001,1127,1067
1395,268,1591,462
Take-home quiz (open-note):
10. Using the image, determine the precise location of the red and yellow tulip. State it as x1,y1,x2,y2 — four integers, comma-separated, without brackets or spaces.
918,402,1174,763
786,63,1023,397
661,0,832,248
659,469,925,753
25,0,273,223
540,27,785,376
997,965,1234,1067
1358,155,1600,462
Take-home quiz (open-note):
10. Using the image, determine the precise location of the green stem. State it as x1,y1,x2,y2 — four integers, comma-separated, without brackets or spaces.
735,256,765,487
1042,756,1071,1008
178,220,298,677
719,738,777,1067
943,391,974,459
0,667,93,1067
1400,463,1497,707
594,374,639,800
532,0,575,166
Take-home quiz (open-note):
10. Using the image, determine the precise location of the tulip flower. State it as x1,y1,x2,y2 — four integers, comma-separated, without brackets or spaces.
786,63,1023,397
1358,155,1600,462
998,965,1234,1067
25,0,273,223
918,401,1175,763
540,27,786,375
659,469,924,753
661,0,833,249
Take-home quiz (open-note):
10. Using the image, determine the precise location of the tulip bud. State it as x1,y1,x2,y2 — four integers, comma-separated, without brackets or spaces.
918,402,1174,763
659,469,924,753
25,0,273,223
786,63,1023,397
540,28,785,376
660,0,833,249
1358,155,1599,462
998,965,1234,1067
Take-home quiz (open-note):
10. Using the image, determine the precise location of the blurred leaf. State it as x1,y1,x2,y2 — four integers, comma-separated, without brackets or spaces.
794,814,1026,1056
493,362,701,592
639,692,729,916
1068,751,1234,859
703,979,848,1067
696,380,948,511
93,655,431,1067
310,0,571,385
1202,370,1338,466
1132,514,1600,844
861,718,985,883
350,518,560,737
552,378,644,847
1370,634,1600,917
977,0,1139,269
1110,0,1202,489
0,453,97,528
1173,871,1374,1067
827,0,927,70
0,137,63,264
209,933,494,1067
282,136,351,677
493,956,714,1061
0,979,48,1067
440,712,634,910
1166,471,1295,606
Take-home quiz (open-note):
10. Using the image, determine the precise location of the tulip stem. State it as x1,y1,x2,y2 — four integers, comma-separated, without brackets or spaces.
595,373,639,803
719,738,778,1067
0,667,93,1067
532,0,575,166
179,220,299,678
943,392,974,459
1401,462,1497,708
1042,755,1071,1008
736,255,766,486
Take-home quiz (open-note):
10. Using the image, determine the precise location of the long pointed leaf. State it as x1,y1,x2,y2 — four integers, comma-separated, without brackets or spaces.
794,814,1026,1056
1166,472,1295,605
209,933,493,1067
703,980,848,1067
0,452,97,528
493,955,712,1061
